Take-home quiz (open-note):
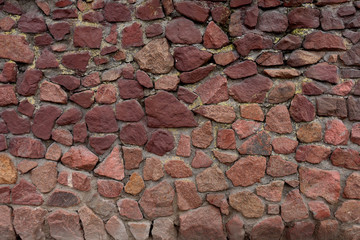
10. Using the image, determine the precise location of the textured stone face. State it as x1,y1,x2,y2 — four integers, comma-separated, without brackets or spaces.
0,34,34,63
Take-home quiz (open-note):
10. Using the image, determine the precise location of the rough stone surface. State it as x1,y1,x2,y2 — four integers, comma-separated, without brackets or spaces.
61,145,99,171
196,166,228,192
13,207,47,240
281,189,309,222
229,191,265,218
47,210,84,240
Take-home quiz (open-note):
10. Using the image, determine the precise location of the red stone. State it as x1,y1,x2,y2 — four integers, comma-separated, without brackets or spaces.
89,134,117,155
203,21,229,49
32,105,62,140
95,84,117,104
256,181,284,202
3,1,22,15
1,62,17,83
70,90,94,108
176,134,191,157
11,179,43,206
120,123,148,146
139,181,175,219
103,2,131,22
214,51,239,66
116,100,144,122
175,1,209,22
196,166,228,192
258,11,288,32
122,22,144,48
309,201,331,220
174,46,212,72
265,105,293,134
0,85,17,106
85,105,118,133
56,107,82,126
34,33,53,46
299,166,340,204
226,156,266,187
0,34,35,63
164,160,192,178
268,81,295,103
287,50,324,67
191,150,212,168
238,131,272,156
316,220,338,240
281,189,309,222
296,145,331,164
331,80,354,96
351,123,360,145
97,179,123,198
47,209,83,240
73,122,87,143
0,187,11,204
335,200,360,223
52,8,78,19
145,91,197,127
0,135,6,151
179,64,216,84
146,130,174,156
288,7,320,29
195,75,228,104
136,70,153,88
303,31,346,50
230,0,252,7
324,119,349,145
316,0,349,6
62,52,91,72
117,199,143,220
51,75,80,90
13,207,47,240
74,26,102,49
232,119,260,139
45,143,62,161
94,146,124,180
305,62,339,84
289,94,315,122
316,97,347,118
136,0,164,20
1,109,30,135
18,13,46,33
191,121,213,149
272,137,298,154
72,172,91,192
213,150,238,164
118,79,144,99
229,10,243,36
240,104,264,121
194,105,236,123
36,49,59,69
166,17,202,44
256,52,283,66
244,5,259,28
224,60,257,79
251,216,284,240
267,155,298,177
176,180,202,211
226,215,245,240
9,137,46,159
211,5,230,25
331,148,360,170
285,221,315,240
146,23,163,38
61,145,98,171
83,11,104,23
82,72,100,87
229,74,273,103
233,33,272,56
0,16,16,31
302,82,326,96
123,147,143,170
52,128,73,146
321,10,345,30
258,0,281,7
143,157,164,181
177,87,198,104
47,190,80,207
179,206,226,240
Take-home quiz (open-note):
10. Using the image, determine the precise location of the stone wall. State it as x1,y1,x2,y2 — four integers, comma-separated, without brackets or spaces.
0,0,359,239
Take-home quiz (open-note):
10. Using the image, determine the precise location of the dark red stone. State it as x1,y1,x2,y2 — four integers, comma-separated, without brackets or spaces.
51,75,80,91
56,108,82,125
316,97,347,118
17,68,43,96
1,109,30,135
174,46,212,72
234,33,272,56
289,94,315,122
73,122,87,143
122,22,144,48
244,6,259,28
321,10,345,30
46,190,80,207
48,22,71,41
35,49,59,69
120,123,148,146
145,91,197,128
303,31,346,50
83,11,104,23
224,60,257,79
343,30,360,44
302,82,326,96
275,34,302,50
175,1,209,22
258,11,288,33
304,62,339,84
0,186,10,203
136,0,164,20
116,100,144,122
348,96,360,121
340,43,360,66
52,8,78,20
18,13,46,33
118,79,144,99
3,1,22,15
195,75,228,104
70,90,94,108
238,131,272,156
0,135,7,151
258,0,281,8
288,7,320,29
1,62,17,83
11,180,43,206
32,105,62,140
256,52,283,66
230,0,252,7
85,105,118,133
165,17,202,44
229,10,243,37
89,135,117,155
104,2,131,22
179,64,216,84
9,137,46,158
62,52,91,72
34,34,53,46
177,87,198,104
331,148,360,170
146,130,174,156
284,0,312,6
145,23,163,38
229,74,273,103
74,26,102,49
211,5,230,25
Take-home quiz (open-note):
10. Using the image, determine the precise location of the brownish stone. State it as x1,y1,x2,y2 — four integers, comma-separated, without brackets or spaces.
164,160,192,178
117,199,143,220
268,81,296,104
287,50,324,67
61,145,99,171
0,34,34,63
229,191,265,218
344,172,360,199
267,155,298,177
174,1,209,23
330,148,360,170
194,105,236,123
191,121,213,149
281,189,309,222
297,122,322,143
143,157,164,181
13,207,47,240
324,119,349,145
256,181,284,202
238,131,272,156
196,166,228,192
272,137,298,154
12,179,43,206
125,172,145,195
47,209,83,240
195,75,228,104
175,180,202,211
9,137,46,159
17,160,38,174
31,162,57,193
165,17,202,44
224,60,257,79
265,105,293,134
174,46,212,72
296,145,331,164
303,31,346,50
335,200,360,223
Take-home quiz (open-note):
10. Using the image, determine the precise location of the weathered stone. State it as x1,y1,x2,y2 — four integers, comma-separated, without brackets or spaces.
196,165,228,192
136,0,164,20
175,180,202,211
316,97,347,118
176,134,191,157
194,105,236,123
31,162,57,193
321,9,345,30
179,64,216,84
299,166,341,204
129,221,151,240
206,193,229,215
62,52,91,72
94,146,124,180
120,123,147,146
275,34,302,51
135,38,174,74
285,221,315,240
272,137,298,154
0,34,34,63
12,179,43,206
117,79,143,99
125,172,145,195
123,147,143,170
165,17,202,44
340,43,360,66
289,94,315,122
305,62,339,84
52,8,78,19
195,75,228,104
232,119,260,139
97,180,123,198
331,80,354,96
143,157,164,181
229,10,243,36
265,105,293,134
0,154,16,185
281,189,309,222
145,130,174,156
288,50,324,67
155,75,179,91
263,68,300,78
192,150,212,168
229,74,272,103
191,121,213,148
179,206,226,240
13,207,47,240
47,210,84,240
105,216,128,240
308,201,331,220
85,105,118,133
85,193,117,221
240,104,264,121
317,220,338,240
251,216,284,240
32,105,62,140
335,200,360,223
70,91,95,108
103,2,130,21
146,23,163,38
316,0,349,6
145,91,197,128
288,7,320,28
152,217,177,240
224,60,257,79
324,119,349,145
267,155,298,177
35,49,59,69
230,191,264,218
47,190,80,207
233,33,272,56
49,22,70,40
0,85,17,106
174,46,212,72
52,75,81,91
256,181,284,202
121,22,144,48
344,173,360,199
203,21,229,49
351,123,360,145
213,150,238,164
139,181,175,219
89,135,117,155
9,137,46,159
256,52,283,66
61,145,99,171
238,131,272,156
17,100,35,118
78,206,108,240
0,16,15,31
258,11,288,32
73,122,87,143
303,31,346,50
0,205,15,240
268,81,296,104
330,148,360,170
56,107,82,126
95,84,117,104
174,1,209,23
214,51,239,66
1,109,30,135
117,199,143,220
165,160,192,178
17,160,38,174
296,145,331,164
226,215,245,240
17,67,42,95
71,172,91,192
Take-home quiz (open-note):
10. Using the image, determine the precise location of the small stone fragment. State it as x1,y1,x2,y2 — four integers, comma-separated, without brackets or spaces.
125,172,145,195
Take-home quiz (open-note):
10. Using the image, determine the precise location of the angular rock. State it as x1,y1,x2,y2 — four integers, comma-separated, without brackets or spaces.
105,216,128,240
152,217,177,240
288,7,320,28
95,84,117,104
224,60,257,79
258,11,288,32
324,119,349,145
0,154,16,184
330,148,360,170
299,166,340,204
123,147,143,170
267,155,298,177
164,160,192,178
289,94,315,122
179,206,226,240
217,129,236,150
11,179,43,206
317,220,338,240
1,109,30,135
97,180,123,198
13,207,47,240
48,22,70,40
303,31,346,50
104,2,131,22
46,190,80,208
128,221,151,240
230,191,264,218
265,105,293,134
174,1,209,22
281,189,309,222
117,199,143,220
351,123,360,145
62,52,91,72
17,68,43,96
308,201,331,220
174,46,212,72
36,49,59,69
175,180,202,211
226,215,245,240
94,146,124,180
176,134,191,157
316,97,347,118
31,162,57,193
251,216,284,240
213,150,238,164
89,135,117,155
304,62,339,84
264,68,300,78
203,21,229,49
0,205,15,240
256,52,283,66
9,137,46,159
240,104,264,121
40,81,67,104
134,38,174,74
47,210,84,240
256,181,284,203
238,131,272,155
196,165,228,192
118,79,144,99
79,206,108,240
56,107,82,125
287,50,324,67
272,137,298,154
85,105,118,133
139,181,175,219
52,75,81,91
145,130,174,156
296,145,331,164
340,43,360,66
335,200,360,223
32,105,62,140
155,75,179,91
0,34,34,63
0,85,17,106
165,17,202,44
73,122,87,143
344,173,360,199
275,34,302,51
136,0,164,20
146,23,163,38
195,75,228,104
72,172,91,192
61,145,98,171
268,81,296,103
17,160,38,174
191,121,213,148
214,51,239,66
179,64,216,84
194,103,234,122
233,33,272,56
143,157,164,181
207,193,229,215
321,9,345,30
